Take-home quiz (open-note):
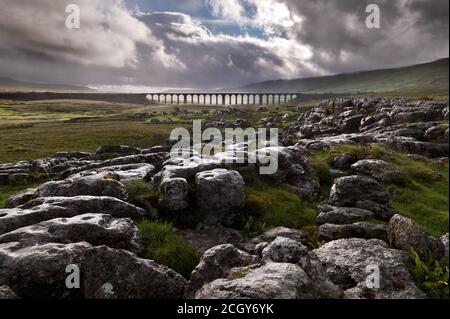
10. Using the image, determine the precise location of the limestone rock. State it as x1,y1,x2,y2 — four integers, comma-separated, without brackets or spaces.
314,238,426,299
319,222,388,242
388,214,445,260
329,176,390,207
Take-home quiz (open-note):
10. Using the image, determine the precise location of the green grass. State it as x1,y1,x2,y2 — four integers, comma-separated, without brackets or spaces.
0,120,184,163
243,175,317,233
309,143,449,236
123,180,160,208
137,220,201,279
409,250,449,299
0,182,41,208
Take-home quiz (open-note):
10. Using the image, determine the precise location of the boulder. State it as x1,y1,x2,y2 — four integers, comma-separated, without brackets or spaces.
187,244,258,298
195,262,315,299
355,200,397,222
261,237,344,299
0,213,142,254
83,246,187,299
0,196,145,235
314,238,426,299
333,154,357,169
388,214,445,260
195,169,246,225
423,124,449,143
0,242,186,299
319,222,388,242
159,177,189,212
316,205,374,225
259,226,306,244
329,176,391,207
37,176,128,200
390,138,449,158
340,115,363,133
351,159,405,184
5,188,37,208
261,237,309,264
0,242,90,298
68,163,155,182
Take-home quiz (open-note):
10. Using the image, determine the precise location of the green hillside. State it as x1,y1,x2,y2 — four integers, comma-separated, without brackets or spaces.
241,58,449,96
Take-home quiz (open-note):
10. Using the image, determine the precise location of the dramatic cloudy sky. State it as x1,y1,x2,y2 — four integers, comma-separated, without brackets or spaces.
0,0,448,90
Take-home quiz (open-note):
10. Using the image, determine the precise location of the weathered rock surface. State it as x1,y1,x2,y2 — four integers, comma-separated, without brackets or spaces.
0,213,142,253
261,236,344,299
0,242,186,299
187,244,258,298
159,177,189,212
259,226,306,244
37,176,128,200
68,163,155,182
5,188,37,208
388,214,445,260
355,200,397,222
261,237,309,264
0,196,145,235
319,222,388,242
329,176,391,207
314,238,426,299
195,262,316,299
0,242,90,298
195,169,246,225
351,159,405,184
83,246,187,299
316,205,374,225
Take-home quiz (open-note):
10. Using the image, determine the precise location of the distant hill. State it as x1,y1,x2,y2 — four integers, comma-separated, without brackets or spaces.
239,58,449,96
0,77,94,93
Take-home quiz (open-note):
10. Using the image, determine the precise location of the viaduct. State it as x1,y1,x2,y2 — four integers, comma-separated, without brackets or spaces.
147,93,300,105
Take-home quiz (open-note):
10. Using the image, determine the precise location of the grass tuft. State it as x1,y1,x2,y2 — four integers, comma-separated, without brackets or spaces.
409,250,449,299
243,176,317,232
137,220,201,279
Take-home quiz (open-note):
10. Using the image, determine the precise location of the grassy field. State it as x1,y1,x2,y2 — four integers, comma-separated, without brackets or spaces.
0,98,312,163
0,100,194,163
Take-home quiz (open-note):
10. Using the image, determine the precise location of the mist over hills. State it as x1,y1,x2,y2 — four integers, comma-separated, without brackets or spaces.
0,77,94,93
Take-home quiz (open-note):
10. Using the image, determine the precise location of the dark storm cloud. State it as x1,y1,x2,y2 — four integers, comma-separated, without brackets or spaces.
281,0,449,73
0,0,447,89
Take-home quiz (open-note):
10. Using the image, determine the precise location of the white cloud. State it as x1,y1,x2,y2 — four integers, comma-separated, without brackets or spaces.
206,0,301,37
0,0,163,68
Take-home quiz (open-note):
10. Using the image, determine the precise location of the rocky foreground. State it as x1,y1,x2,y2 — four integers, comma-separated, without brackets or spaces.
0,97,448,299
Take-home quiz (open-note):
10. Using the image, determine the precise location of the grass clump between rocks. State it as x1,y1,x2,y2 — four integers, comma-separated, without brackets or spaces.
409,250,449,299
137,219,201,279
243,175,317,233
123,180,160,207
0,181,41,208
